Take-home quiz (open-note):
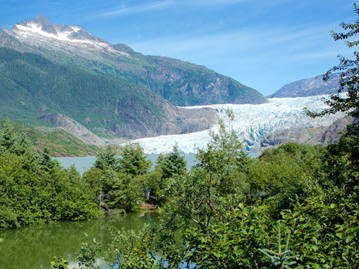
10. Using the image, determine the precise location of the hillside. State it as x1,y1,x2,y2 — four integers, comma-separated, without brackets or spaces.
0,47,219,139
270,74,340,98
0,16,266,106
0,120,99,156
0,16,266,141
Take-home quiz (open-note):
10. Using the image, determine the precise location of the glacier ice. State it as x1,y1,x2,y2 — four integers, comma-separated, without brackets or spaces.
124,95,347,154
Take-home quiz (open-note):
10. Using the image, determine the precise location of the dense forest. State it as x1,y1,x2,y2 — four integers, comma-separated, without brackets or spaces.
0,115,357,268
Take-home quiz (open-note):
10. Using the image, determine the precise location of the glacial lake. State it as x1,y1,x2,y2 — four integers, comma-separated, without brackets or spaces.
55,153,198,174
0,213,158,269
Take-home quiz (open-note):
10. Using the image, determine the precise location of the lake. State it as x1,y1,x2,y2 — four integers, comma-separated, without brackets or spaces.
54,153,198,174
0,213,158,269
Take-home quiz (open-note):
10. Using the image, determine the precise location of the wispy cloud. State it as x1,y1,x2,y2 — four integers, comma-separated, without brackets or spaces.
184,0,248,6
96,0,174,17
130,23,338,58
95,0,248,18
127,22,351,94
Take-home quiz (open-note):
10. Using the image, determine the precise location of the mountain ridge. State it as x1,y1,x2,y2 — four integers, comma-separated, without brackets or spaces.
269,74,340,98
0,16,268,141
1,16,266,106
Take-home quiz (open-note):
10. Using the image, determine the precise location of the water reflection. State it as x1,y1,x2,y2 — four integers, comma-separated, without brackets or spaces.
0,213,158,269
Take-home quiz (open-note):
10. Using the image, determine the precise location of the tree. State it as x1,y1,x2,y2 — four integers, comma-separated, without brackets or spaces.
308,3,359,118
94,146,119,171
119,144,151,176
0,120,31,156
157,145,187,180
146,146,187,205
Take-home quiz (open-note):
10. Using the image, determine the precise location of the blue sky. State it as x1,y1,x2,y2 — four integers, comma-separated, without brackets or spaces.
0,0,356,96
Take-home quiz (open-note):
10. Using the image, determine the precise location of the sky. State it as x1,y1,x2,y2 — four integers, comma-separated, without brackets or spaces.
0,0,356,96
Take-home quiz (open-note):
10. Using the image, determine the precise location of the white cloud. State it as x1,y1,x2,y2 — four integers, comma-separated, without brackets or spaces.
96,0,174,17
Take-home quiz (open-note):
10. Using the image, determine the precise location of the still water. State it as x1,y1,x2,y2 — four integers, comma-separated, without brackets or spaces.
55,154,198,174
0,213,158,269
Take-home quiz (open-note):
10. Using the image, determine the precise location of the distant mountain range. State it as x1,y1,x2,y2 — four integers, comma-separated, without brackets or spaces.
0,16,266,142
269,73,340,98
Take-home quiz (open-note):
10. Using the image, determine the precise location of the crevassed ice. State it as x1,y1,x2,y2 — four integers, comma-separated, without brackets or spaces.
125,95,346,154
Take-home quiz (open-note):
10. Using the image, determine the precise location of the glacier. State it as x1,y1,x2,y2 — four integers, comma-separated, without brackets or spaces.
124,95,347,154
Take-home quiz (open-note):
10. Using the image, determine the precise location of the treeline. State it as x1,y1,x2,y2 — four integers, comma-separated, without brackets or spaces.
0,120,99,230
0,119,188,230
66,120,358,269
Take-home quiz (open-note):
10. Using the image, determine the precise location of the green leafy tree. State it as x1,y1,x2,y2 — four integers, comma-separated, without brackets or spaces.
246,143,326,214
146,146,187,205
0,120,98,230
307,3,359,118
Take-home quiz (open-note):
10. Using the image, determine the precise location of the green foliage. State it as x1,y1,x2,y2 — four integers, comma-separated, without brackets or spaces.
324,123,359,198
306,3,359,118
184,204,272,268
246,143,326,214
119,120,359,268
51,257,70,269
94,146,119,171
67,120,359,269
77,234,102,269
0,120,98,231
84,144,150,213
157,145,187,180
146,146,187,205
196,118,252,197
0,47,169,138
119,144,151,176
0,119,98,157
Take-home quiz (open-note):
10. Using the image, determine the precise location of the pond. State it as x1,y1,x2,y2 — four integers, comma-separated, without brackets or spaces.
0,213,158,269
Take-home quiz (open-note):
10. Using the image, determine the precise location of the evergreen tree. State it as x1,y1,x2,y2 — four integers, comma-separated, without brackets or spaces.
119,144,151,176
157,145,187,179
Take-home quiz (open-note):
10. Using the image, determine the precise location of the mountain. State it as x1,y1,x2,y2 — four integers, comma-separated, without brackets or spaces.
1,16,266,106
269,74,340,98
0,16,265,141
0,47,218,139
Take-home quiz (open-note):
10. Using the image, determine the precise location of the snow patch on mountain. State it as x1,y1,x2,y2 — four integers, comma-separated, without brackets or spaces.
9,17,128,56
126,95,347,154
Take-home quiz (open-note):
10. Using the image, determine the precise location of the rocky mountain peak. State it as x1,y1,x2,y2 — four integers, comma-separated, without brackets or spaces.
31,15,56,33
6,16,131,57
12,16,95,42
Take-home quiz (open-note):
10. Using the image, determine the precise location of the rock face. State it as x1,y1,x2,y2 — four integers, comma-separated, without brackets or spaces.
0,16,266,141
41,113,107,146
260,116,354,148
270,74,340,98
